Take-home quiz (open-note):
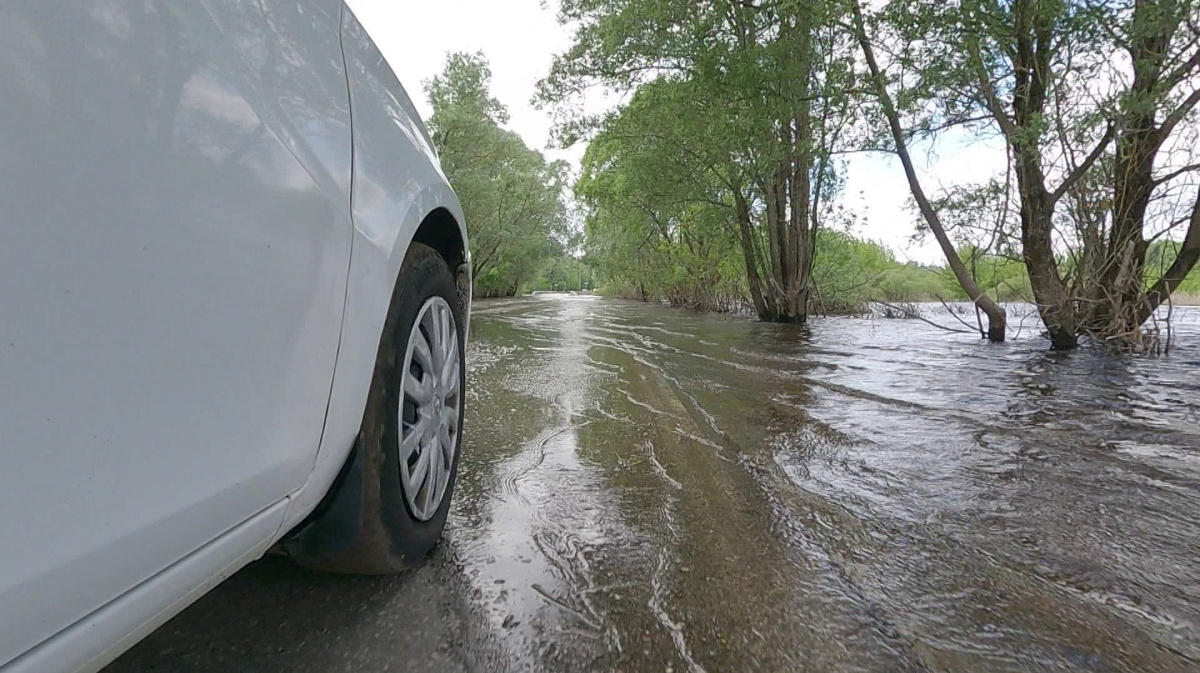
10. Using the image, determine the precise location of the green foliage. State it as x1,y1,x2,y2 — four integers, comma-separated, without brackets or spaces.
1146,239,1200,296
811,233,1028,309
427,53,569,297
427,0,1200,342
811,230,897,309
573,80,750,310
955,248,1033,303
542,0,861,322
573,82,1038,311
531,255,593,292
869,0,1200,341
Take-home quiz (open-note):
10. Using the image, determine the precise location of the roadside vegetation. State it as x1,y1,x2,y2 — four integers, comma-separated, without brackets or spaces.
431,0,1200,349
424,53,573,297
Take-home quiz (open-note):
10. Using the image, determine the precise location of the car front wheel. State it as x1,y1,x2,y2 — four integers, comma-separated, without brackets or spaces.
288,242,466,574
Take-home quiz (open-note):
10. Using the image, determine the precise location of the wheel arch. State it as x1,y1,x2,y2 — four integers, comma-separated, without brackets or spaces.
275,199,469,543
413,206,466,271
413,207,472,326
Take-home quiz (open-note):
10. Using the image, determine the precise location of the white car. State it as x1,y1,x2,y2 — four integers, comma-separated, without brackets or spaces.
0,2,470,671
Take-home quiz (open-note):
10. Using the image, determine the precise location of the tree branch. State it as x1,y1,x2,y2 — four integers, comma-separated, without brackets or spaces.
1162,47,1200,91
851,0,1007,340
1153,162,1200,187
1139,186,1200,324
1051,122,1114,203
1158,86,1200,142
964,36,1018,140
873,301,976,334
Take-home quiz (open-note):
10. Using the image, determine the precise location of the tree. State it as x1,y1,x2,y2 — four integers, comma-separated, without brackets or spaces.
871,0,1200,348
427,52,569,297
1095,0,1200,336
541,0,857,324
575,80,749,310
849,0,1010,341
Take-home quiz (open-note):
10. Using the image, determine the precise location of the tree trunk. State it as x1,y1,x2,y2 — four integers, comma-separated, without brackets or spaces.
764,174,786,294
1138,188,1200,325
1093,0,1181,336
1008,0,1076,348
1066,186,1107,305
1101,123,1159,328
734,190,772,320
789,118,814,323
750,8,816,325
851,0,1006,341
1015,168,1077,348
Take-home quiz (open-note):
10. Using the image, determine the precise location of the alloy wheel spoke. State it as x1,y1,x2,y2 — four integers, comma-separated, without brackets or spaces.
412,331,435,373
405,372,433,404
438,424,455,468
398,296,460,521
406,440,431,496
441,333,459,393
427,434,442,502
400,417,425,461
440,307,454,366
440,405,458,431
426,307,445,371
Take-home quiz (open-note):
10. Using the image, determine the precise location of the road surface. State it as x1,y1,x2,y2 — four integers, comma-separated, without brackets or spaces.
109,295,1200,672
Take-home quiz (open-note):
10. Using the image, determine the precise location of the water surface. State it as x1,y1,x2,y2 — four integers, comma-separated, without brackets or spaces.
107,296,1200,673
452,295,1200,672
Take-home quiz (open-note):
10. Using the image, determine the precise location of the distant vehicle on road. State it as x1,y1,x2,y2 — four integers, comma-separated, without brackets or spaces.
0,2,470,671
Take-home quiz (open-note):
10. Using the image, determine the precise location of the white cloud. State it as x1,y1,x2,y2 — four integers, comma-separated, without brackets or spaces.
347,0,1005,265
346,0,579,166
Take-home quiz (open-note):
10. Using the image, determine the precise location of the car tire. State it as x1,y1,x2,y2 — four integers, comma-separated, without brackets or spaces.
287,242,466,574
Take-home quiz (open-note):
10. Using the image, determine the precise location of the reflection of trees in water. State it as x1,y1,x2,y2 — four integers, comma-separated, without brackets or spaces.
3,0,356,306
1,2,190,225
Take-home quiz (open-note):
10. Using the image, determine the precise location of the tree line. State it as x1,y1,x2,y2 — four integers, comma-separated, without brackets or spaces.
424,54,582,297
533,0,1200,350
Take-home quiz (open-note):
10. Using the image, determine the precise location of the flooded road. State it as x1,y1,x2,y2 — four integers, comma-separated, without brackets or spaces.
111,295,1200,672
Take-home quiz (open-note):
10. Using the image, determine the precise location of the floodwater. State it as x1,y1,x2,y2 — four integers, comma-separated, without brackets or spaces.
109,295,1200,673
453,295,1200,672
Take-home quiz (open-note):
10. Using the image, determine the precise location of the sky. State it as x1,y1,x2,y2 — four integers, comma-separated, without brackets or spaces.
346,0,1005,265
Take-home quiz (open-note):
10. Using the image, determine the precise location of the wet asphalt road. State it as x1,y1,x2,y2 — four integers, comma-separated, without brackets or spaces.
103,556,478,673
108,295,1200,672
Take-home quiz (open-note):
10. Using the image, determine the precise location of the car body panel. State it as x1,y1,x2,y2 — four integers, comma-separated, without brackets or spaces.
0,0,352,666
274,5,469,535
1,499,288,673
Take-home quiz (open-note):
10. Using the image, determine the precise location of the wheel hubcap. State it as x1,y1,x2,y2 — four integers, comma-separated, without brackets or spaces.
398,296,460,521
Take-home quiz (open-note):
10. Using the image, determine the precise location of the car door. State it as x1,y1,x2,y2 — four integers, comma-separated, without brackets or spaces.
0,0,352,664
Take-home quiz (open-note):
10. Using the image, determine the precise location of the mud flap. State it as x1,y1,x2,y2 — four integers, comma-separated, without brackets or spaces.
282,435,365,560
455,261,472,338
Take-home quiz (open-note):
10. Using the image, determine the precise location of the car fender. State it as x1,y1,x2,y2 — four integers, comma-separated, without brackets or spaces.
276,4,468,536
